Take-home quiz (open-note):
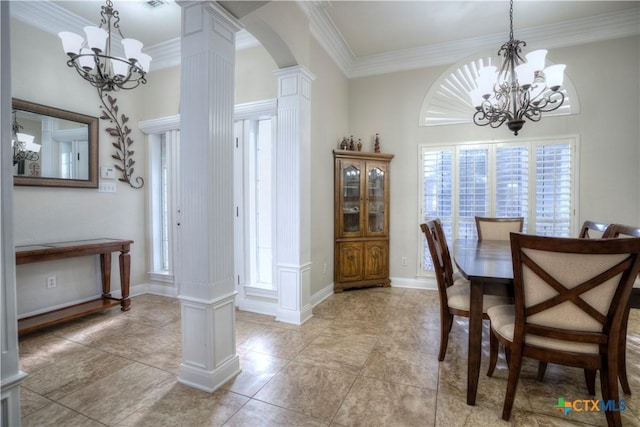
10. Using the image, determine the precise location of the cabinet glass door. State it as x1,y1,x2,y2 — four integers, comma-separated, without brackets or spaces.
343,165,361,233
368,166,386,233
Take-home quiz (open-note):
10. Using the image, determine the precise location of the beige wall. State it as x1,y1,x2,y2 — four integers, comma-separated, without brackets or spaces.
11,19,148,316
139,66,180,120
235,45,278,104
11,9,638,314
348,36,640,279
309,38,349,296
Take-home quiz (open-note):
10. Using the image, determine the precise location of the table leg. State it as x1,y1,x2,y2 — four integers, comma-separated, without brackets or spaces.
119,249,131,311
100,253,112,298
467,278,484,405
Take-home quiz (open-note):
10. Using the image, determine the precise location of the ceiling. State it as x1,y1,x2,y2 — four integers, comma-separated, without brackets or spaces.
12,1,640,77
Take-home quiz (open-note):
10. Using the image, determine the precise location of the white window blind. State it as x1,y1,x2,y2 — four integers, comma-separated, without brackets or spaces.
420,138,575,274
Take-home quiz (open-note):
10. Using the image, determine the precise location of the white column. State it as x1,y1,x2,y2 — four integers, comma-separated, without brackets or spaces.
273,66,316,325
176,1,240,392
1,2,28,425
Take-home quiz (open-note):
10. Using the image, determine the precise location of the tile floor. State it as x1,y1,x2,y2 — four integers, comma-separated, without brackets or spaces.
18,288,640,426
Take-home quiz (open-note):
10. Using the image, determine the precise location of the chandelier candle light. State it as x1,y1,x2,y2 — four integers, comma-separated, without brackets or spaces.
58,0,149,188
12,112,40,168
470,0,566,135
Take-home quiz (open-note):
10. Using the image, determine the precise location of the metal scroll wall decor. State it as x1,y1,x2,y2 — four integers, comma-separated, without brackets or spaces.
99,90,143,188
58,0,150,188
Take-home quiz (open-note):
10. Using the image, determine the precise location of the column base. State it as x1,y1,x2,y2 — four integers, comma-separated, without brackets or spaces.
178,292,240,392
178,355,240,393
275,262,312,325
1,371,28,426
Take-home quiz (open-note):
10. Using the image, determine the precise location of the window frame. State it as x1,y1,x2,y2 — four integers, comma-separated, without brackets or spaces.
417,135,579,277
142,117,180,284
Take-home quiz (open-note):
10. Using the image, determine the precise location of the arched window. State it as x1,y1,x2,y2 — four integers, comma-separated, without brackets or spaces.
419,55,580,127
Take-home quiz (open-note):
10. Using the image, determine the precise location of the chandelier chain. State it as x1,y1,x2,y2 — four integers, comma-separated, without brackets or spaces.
509,0,514,41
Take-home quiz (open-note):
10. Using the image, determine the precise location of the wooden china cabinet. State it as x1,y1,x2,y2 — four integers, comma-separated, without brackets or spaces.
333,150,394,292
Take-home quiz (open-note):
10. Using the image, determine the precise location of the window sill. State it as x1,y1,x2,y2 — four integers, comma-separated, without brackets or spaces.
148,271,174,284
244,285,277,299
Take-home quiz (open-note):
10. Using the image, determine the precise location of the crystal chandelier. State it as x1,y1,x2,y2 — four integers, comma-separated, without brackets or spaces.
470,0,566,135
12,112,40,167
58,0,150,92
58,0,148,189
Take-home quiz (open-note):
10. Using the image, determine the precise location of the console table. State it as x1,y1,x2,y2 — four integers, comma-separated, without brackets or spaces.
15,238,133,335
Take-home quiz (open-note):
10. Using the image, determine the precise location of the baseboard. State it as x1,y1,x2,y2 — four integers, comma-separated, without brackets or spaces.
390,276,437,291
310,282,334,307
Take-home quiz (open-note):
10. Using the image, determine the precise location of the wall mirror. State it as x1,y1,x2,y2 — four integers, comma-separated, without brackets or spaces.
12,98,98,188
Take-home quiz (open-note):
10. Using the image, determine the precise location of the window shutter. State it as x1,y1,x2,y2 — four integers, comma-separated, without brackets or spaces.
534,143,573,237
420,138,575,275
458,147,488,239
422,149,454,270
495,145,529,231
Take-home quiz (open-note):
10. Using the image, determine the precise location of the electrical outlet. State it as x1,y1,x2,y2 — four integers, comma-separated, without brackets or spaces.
323,263,327,274
46,275,56,289
401,257,408,266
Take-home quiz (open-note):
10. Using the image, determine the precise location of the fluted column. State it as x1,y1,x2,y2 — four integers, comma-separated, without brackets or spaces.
176,1,240,392
274,66,316,325
1,2,28,424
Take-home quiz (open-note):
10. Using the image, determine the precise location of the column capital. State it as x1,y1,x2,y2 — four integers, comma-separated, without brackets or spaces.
273,65,317,82
274,66,316,101
177,1,243,31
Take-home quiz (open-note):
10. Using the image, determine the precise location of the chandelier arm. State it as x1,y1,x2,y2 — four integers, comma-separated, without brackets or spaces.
67,54,146,92
535,91,566,113
98,88,144,189
523,107,542,122
94,55,110,89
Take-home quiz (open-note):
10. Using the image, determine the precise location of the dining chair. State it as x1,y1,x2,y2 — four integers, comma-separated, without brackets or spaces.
537,220,613,385
487,233,640,425
420,220,511,363
475,216,524,241
579,220,611,238
604,223,640,395
540,221,639,393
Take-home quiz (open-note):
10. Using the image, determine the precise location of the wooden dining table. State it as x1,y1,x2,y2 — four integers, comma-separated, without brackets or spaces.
452,239,515,406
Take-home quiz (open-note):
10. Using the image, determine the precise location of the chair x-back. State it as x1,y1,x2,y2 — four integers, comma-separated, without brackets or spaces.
487,234,640,426
579,220,611,239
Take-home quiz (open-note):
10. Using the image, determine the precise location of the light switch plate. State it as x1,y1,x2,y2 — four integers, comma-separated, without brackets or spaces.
98,181,116,192
100,166,116,179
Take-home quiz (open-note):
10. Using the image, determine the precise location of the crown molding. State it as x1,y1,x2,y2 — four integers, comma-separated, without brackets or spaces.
306,5,640,79
10,0,87,37
297,1,354,77
10,1,640,79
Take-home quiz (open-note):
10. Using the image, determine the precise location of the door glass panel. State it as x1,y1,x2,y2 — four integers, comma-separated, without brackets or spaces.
343,165,360,233
368,167,385,233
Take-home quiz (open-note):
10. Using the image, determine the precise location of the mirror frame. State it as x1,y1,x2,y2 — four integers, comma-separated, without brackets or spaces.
13,98,99,188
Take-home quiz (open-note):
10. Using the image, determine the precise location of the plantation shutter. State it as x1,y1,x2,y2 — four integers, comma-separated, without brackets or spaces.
458,147,488,239
534,143,573,237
